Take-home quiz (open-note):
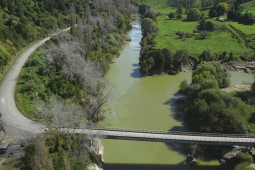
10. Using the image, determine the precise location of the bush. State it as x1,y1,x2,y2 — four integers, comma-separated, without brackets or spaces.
168,12,175,18
236,152,253,164
205,21,214,31
176,14,183,19
198,31,211,39
187,8,201,21
234,162,253,170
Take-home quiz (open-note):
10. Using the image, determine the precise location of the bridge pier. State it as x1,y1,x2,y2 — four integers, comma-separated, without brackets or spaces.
185,144,198,166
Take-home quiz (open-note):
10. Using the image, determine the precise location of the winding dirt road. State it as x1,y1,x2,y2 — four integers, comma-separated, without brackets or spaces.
0,28,70,139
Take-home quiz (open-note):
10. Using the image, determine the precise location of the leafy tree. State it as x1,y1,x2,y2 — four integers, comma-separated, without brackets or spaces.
236,152,253,164
141,18,158,37
177,4,183,14
0,44,11,67
42,16,57,29
205,21,214,31
185,91,248,134
209,9,217,18
176,14,182,19
200,18,206,30
187,8,202,21
198,31,211,39
168,12,175,18
192,62,230,88
219,2,228,11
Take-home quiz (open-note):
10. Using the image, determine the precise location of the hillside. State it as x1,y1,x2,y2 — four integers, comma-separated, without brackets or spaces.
0,0,88,81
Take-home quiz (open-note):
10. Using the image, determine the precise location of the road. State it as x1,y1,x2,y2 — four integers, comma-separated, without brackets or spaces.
0,28,70,139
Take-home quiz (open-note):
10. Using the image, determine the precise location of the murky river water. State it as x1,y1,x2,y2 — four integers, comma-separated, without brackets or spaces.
99,21,254,170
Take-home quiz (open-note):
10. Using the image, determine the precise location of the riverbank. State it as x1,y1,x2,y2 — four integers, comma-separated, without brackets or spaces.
142,59,255,76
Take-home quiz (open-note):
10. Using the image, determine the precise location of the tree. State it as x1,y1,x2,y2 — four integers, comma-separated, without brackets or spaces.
141,18,159,37
177,14,183,19
168,12,175,18
200,18,206,30
187,8,201,20
30,137,54,170
69,3,76,35
198,31,211,39
78,18,84,58
177,4,183,14
205,21,214,31
219,2,228,11
86,24,92,59
86,2,91,21
209,9,217,18
236,152,253,164
192,62,231,88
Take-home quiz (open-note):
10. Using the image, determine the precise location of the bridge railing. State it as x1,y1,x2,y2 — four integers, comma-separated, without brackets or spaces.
59,126,255,138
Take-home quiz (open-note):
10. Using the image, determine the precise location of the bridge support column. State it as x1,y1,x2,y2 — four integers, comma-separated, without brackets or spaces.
185,144,198,166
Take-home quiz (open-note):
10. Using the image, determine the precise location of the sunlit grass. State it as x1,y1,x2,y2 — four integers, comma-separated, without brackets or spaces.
155,15,251,58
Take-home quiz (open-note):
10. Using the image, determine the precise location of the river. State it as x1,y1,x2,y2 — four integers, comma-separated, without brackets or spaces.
99,21,254,170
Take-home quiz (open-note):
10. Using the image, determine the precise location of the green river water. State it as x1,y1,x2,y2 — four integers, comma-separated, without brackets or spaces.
99,21,254,170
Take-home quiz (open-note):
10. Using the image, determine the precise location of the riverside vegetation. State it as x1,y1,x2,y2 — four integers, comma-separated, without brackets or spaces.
135,0,255,75
135,0,255,169
1,0,139,169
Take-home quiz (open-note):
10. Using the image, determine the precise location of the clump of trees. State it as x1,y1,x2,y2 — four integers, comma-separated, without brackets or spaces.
178,62,251,134
199,18,214,31
227,10,255,25
209,3,227,18
187,8,202,20
22,130,102,170
139,48,190,75
140,17,159,47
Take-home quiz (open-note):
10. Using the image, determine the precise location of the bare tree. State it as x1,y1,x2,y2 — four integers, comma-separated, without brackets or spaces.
40,33,118,124
78,18,84,58
86,23,92,59
86,2,91,22
93,0,99,12
99,0,104,12
69,3,76,35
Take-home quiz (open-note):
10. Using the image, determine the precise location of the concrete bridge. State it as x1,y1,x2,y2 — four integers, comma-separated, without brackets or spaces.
59,126,255,146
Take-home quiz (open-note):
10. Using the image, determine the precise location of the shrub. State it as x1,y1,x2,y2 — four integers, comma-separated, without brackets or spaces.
198,31,211,39
236,152,253,164
168,12,175,18
177,4,183,14
234,162,253,170
187,8,201,21
209,10,217,18
176,14,183,19
205,21,214,31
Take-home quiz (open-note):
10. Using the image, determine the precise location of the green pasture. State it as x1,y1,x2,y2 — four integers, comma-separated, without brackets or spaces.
240,0,255,11
155,15,252,58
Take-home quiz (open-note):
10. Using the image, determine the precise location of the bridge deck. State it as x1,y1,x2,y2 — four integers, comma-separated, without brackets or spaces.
59,127,255,146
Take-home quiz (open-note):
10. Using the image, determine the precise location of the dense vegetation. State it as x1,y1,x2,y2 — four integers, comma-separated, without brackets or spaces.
21,130,101,170
178,62,254,134
135,0,255,76
11,0,138,169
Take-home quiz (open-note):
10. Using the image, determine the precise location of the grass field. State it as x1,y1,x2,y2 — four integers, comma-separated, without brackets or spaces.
137,0,255,58
155,15,253,58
